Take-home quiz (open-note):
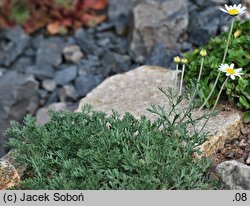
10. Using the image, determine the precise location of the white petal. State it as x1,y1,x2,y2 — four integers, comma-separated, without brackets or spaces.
230,63,234,69
220,8,228,13
226,73,230,76
239,8,246,15
225,4,229,10
219,66,226,72
230,75,235,80
236,72,243,76
220,63,228,69
235,74,242,78
235,68,242,72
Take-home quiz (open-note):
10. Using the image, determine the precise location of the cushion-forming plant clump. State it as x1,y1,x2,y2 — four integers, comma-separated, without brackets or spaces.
5,101,219,190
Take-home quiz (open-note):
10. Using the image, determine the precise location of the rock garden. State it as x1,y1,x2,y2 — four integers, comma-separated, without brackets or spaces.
0,0,249,190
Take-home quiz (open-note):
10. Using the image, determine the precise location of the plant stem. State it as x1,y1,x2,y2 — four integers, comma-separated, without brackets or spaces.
179,64,185,95
175,64,179,89
190,57,205,103
198,18,235,112
199,77,229,133
212,77,229,110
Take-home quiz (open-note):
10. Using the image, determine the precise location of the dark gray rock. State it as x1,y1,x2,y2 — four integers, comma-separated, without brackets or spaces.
78,55,102,76
96,21,115,32
27,64,55,80
31,34,44,49
187,5,231,46
36,37,65,67
74,75,102,97
74,28,97,54
0,26,30,67
110,38,128,55
101,51,131,74
192,0,224,7
38,89,48,99
115,14,129,36
96,38,111,48
10,57,33,72
129,0,188,63
181,42,193,52
108,0,138,20
24,47,36,58
45,89,59,106
95,31,117,41
146,43,179,69
0,71,39,157
55,65,78,85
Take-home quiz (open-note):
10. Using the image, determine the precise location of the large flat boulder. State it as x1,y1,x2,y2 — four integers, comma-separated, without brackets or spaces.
77,66,243,157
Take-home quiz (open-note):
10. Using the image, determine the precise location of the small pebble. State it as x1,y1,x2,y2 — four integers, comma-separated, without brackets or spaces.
246,153,250,165
42,79,56,92
239,139,247,147
237,150,244,156
225,151,235,159
241,127,250,135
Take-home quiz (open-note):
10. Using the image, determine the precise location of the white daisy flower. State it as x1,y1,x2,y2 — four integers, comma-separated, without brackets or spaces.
220,4,247,16
219,63,243,80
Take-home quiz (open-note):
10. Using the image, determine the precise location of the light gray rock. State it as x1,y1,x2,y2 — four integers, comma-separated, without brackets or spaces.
129,0,188,62
59,84,79,102
0,71,39,156
0,68,6,77
216,160,250,189
76,66,242,157
0,152,20,190
36,102,77,125
0,150,26,190
42,79,57,92
63,44,84,63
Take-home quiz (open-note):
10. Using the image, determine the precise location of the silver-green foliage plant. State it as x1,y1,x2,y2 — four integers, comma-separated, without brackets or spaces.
5,98,219,189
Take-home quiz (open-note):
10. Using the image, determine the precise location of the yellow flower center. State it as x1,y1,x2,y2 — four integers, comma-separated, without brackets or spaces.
226,68,236,75
228,9,239,16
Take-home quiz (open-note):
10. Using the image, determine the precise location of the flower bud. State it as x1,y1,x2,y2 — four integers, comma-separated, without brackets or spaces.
234,30,242,38
181,58,188,64
200,49,207,57
173,56,181,64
